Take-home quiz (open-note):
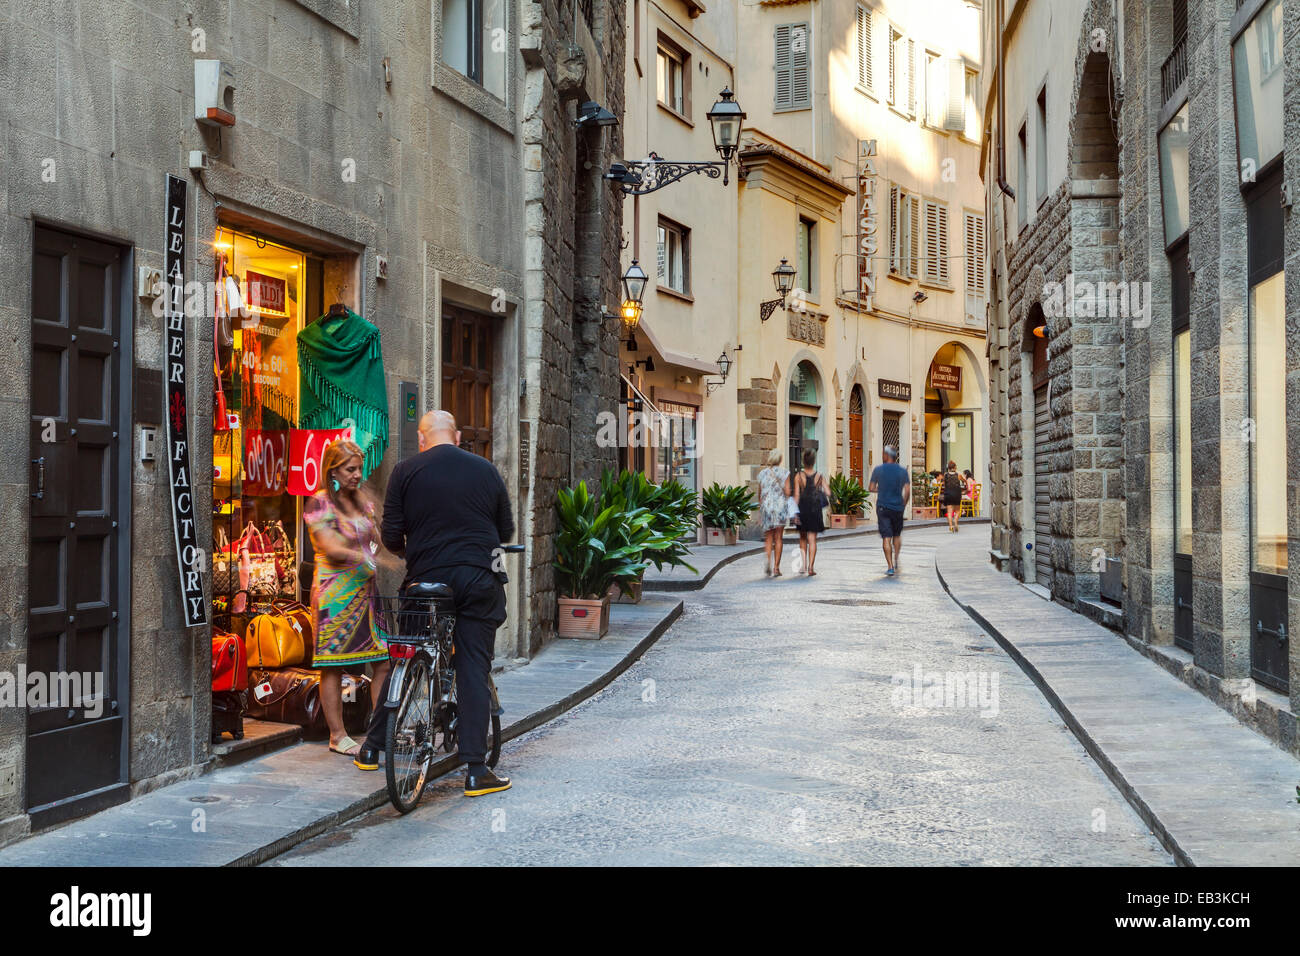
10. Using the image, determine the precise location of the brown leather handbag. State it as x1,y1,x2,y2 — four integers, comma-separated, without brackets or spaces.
245,612,307,669
245,667,371,735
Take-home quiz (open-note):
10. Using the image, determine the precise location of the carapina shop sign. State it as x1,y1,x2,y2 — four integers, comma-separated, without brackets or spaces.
163,174,207,628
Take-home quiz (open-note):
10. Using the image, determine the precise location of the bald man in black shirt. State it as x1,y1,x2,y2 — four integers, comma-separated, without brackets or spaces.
354,410,515,797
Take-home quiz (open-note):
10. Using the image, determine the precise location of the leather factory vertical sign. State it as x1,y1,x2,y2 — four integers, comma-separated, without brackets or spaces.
164,174,208,627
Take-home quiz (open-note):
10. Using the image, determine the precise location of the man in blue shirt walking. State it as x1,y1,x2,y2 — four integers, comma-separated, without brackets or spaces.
868,445,912,576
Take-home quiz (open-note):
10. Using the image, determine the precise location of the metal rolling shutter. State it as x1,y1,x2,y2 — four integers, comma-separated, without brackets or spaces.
1033,385,1052,586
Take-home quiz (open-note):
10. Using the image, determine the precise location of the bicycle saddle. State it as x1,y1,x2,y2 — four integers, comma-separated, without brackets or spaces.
407,582,454,601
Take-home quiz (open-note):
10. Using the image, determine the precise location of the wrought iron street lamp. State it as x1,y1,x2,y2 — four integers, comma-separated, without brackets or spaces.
618,258,647,347
705,346,740,394
759,258,797,322
605,89,747,195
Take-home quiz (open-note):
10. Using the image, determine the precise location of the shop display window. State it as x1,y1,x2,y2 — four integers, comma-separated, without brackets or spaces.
212,228,311,626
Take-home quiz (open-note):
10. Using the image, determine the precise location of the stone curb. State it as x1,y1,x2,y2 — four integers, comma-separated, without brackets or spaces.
646,518,991,592
226,599,684,866
932,558,1194,868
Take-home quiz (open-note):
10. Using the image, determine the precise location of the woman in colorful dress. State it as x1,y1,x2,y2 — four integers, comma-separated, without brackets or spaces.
305,439,390,758
757,448,791,577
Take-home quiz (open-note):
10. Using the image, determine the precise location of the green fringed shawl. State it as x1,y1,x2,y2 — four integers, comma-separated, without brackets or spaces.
297,309,389,477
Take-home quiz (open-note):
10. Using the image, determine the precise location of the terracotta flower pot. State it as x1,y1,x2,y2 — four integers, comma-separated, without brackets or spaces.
557,596,610,639
607,575,644,605
704,526,739,546
830,513,854,529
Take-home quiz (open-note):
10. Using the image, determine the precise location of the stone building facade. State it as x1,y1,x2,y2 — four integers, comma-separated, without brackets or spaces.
982,0,1300,754
0,0,623,844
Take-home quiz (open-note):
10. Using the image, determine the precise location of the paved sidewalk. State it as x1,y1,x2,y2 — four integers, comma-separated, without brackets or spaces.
646,518,986,591
936,534,1300,866
0,596,682,867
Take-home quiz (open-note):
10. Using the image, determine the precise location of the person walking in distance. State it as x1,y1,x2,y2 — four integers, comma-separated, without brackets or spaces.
793,448,829,576
941,460,964,533
757,449,790,577
869,445,911,576
356,410,516,798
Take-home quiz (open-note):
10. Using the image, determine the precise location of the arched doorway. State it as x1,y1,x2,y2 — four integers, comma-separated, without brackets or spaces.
848,385,866,483
788,360,822,473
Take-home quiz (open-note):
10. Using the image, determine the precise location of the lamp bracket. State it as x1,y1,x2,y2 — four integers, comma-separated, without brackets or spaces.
608,158,732,195
759,297,786,322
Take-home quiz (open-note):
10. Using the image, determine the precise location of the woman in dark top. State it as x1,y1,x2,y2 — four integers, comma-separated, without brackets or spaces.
941,460,963,532
792,447,829,576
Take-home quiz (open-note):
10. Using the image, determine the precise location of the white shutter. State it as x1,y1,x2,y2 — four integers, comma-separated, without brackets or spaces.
905,193,921,278
964,212,986,323
887,28,898,104
926,54,944,126
857,6,871,90
873,14,889,98
944,58,966,131
774,25,793,109
907,38,917,117
923,200,949,284
889,184,901,273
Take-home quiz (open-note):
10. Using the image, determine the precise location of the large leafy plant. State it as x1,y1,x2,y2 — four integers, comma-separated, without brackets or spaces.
829,473,870,516
554,481,678,599
700,482,758,531
598,469,698,572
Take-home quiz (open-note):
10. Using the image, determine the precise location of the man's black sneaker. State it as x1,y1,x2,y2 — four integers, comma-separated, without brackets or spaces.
464,768,511,797
354,747,380,771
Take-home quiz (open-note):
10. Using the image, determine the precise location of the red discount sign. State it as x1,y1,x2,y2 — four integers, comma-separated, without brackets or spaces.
287,427,355,496
242,429,289,496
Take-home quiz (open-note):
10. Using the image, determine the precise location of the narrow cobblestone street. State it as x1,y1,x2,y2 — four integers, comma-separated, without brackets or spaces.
275,527,1171,866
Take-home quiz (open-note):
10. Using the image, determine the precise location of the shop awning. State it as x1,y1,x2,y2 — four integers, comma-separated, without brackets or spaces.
635,317,721,375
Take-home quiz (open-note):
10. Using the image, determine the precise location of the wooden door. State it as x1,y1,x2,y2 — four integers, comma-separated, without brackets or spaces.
440,304,495,459
27,225,127,819
848,387,864,483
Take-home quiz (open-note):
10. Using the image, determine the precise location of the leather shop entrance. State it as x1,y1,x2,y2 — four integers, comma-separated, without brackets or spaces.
206,219,388,748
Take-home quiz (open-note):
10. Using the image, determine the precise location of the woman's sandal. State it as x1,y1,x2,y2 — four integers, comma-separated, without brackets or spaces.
329,736,361,757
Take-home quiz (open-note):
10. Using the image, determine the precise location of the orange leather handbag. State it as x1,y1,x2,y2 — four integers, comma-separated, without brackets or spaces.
245,612,307,669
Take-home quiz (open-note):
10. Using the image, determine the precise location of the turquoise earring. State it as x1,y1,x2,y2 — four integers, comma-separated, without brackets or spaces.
331,476,341,492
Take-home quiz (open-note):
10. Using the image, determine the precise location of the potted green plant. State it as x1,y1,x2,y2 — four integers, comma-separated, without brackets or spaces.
553,481,675,635
700,482,757,546
828,473,870,529
911,470,938,520
598,470,698,601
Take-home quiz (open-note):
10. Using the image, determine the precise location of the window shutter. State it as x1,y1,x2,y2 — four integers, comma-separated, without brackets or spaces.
926,54,943,126
923,200,949,284
889,185,901,273
905,194,921,278
857,7,871,90
775,23,810,109
791,23,811,107
887,29,897,104
907,39,917,117
965,212,986,323
775,24,793,109
944,58,967,131
873,15,889,98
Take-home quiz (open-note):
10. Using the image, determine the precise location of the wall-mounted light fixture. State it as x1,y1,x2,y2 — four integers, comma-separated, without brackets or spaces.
760,258,797,322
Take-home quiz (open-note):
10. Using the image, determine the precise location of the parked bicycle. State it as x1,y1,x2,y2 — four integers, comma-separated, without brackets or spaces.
376,544,524,813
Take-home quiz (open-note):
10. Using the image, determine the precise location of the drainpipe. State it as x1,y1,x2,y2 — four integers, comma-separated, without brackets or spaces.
995,0,1015,201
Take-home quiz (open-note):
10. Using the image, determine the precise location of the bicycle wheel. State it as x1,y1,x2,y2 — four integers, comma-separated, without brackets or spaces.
385,657,434,814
